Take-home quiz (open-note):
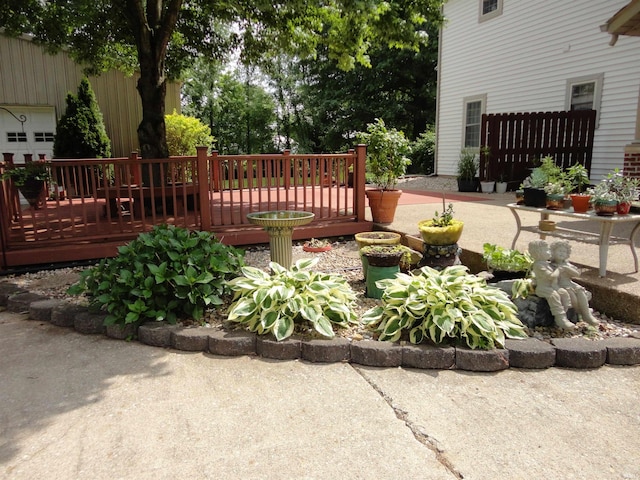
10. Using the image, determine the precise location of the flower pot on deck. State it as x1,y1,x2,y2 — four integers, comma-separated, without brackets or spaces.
365,189,402,223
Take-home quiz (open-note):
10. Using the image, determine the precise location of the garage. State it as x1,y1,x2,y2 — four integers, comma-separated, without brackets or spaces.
0,105,56,163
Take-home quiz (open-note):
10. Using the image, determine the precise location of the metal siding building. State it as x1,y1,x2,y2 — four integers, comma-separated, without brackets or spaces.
0,34,181,159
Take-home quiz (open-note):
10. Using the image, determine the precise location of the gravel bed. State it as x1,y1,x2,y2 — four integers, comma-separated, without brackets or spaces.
2,238,639,343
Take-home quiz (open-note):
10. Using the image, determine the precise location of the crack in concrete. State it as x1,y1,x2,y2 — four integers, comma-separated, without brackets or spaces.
353,365,464,479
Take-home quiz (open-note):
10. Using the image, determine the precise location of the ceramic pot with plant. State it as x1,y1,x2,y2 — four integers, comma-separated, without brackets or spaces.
1,160,51,208
602,168,639,215
456,149,479,192
521,168,548,207
356,118,411,223
544,180,567,210
360,245,406,299
495,174,508,194
566,163,591,213
417,202,463,246
482,243,533,281
588,182,618,216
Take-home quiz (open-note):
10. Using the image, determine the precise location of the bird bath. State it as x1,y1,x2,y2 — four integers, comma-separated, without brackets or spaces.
246,211,315,268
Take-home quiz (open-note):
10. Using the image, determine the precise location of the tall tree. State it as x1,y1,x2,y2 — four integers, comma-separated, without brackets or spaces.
1,0,444,159
182,64,277,154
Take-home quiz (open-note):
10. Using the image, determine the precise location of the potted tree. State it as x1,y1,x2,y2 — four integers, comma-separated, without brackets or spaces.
356,118,411,223
456,149,478,192
566,163,591,213
2,161,51,208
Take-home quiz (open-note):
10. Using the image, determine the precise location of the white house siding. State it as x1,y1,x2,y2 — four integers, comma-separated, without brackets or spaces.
436,0,640,181
0,34,181,158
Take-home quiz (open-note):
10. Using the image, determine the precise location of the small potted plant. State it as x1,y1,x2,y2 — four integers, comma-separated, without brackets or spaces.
603,168,639,215
456,149,479,192
482,243,533,281
2,160,52,208
303,238,332,253
588,182,618,216
566,163,592,213
360,244,408,299
521,168,548,207
543,176,568,210
417,202,463,246
356,118,411,223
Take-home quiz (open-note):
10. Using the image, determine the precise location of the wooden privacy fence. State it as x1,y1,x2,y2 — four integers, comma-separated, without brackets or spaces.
0,146,370,269
479,110,597,186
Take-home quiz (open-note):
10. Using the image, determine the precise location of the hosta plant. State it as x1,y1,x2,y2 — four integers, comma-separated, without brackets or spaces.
362,265,528,349
226,257,358,341
68,225,245,326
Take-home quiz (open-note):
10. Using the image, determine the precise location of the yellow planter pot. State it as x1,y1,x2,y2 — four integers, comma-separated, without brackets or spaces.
418,219,464,245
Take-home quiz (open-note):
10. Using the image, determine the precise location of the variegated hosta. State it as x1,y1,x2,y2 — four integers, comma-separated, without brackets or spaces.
362,265,528,350
226,258,358,341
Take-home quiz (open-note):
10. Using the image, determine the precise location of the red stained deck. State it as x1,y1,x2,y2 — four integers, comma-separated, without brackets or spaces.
0,148,371,269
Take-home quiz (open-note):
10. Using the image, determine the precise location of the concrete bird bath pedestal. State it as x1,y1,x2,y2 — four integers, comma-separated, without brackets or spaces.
246,211,315,268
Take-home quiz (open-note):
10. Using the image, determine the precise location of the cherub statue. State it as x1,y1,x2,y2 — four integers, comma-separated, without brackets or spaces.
550,241,599,326
528,240,575,329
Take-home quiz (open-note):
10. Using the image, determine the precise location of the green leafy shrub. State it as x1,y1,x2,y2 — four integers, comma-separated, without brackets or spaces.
482,243,533,273
165,110,214,156
68,225,244,326
362,265,528,349
226,258,358,341
408,127,435,175
54,78,111,159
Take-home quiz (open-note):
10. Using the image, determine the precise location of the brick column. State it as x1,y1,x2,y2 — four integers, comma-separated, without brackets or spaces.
623,144,640,178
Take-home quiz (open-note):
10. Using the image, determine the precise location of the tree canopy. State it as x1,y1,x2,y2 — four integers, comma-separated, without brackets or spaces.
1,0,445,158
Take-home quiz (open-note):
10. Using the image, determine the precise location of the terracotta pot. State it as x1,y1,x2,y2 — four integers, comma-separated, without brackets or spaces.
365,189,402,223
570,194,591,213
617,201,632,215
303,243,331,253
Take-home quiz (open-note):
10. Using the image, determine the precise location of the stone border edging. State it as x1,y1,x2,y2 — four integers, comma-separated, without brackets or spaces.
3,287,640,371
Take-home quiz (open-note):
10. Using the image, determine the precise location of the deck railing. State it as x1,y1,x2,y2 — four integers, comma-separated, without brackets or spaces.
0,146,369,269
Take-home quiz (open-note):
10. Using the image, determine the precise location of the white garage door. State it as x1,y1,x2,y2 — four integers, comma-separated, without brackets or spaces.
0,105,56,163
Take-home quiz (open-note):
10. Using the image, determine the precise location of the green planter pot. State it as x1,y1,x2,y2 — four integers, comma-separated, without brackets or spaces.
365,265,400,299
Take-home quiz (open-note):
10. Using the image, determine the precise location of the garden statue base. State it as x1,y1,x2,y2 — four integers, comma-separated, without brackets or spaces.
418,243,461,270
493,279,578,329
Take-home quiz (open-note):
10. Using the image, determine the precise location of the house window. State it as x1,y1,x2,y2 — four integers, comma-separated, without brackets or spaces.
463,95,486,148
479,0,503,22
565,73,604,127
34,132,55,142
7,132,27,142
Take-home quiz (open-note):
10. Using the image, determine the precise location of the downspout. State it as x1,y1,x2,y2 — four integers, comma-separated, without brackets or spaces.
434,8,444,176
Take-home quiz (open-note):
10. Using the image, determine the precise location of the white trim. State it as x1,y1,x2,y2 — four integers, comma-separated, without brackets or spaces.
462,94,487,149
564,73,604,128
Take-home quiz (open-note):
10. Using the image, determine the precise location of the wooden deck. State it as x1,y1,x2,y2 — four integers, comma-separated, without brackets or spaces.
0,148,371,269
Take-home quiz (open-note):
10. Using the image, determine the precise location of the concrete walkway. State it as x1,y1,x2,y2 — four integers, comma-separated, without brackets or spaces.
1,311,639,479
